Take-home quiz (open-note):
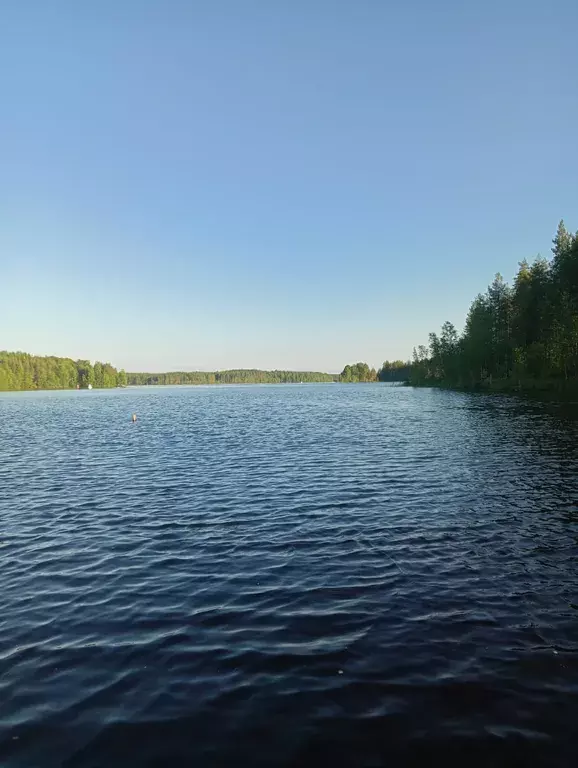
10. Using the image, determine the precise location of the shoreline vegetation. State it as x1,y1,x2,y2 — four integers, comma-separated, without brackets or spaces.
409,220,578,394
3,221,574,395
0,353,408,392
0,355,337,391
127,370,337,386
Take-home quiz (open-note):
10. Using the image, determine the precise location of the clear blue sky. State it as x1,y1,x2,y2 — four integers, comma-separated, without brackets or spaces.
1,1,577,372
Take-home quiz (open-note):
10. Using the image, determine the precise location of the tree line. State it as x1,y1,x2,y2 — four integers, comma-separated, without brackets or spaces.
339,360,410,382
0,354,412,391
410,220,578,390
377,360,411,382
15,221,574,398
0,352,128,391
0,354,338,391
133,364,412,386
126,369,338,386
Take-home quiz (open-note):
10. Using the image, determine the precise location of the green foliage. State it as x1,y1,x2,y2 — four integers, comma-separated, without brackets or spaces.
0,356,339,391
127,369,337,386
409,219,578,389
0,355,338,391
0,352,129,391
340,362,377,382
11,221,577,397
377,360,411,381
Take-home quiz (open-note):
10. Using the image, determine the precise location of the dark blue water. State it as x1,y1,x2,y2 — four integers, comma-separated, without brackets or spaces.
1,384,578,767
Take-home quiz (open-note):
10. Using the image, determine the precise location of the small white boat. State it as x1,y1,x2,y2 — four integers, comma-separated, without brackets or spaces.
87,384,93,390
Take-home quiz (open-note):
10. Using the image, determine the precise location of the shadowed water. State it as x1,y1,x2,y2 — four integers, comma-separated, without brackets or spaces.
1,384,578,767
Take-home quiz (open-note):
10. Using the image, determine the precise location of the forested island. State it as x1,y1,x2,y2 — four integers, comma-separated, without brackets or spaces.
409,220,578,391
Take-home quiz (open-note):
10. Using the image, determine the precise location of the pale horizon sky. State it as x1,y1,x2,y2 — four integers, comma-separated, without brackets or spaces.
1,1,577,373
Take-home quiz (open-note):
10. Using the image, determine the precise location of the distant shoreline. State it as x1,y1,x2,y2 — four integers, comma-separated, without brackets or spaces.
1,350,408,391
126,369,338,387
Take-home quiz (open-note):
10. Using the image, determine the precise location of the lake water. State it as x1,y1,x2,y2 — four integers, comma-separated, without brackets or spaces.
1,384,578,766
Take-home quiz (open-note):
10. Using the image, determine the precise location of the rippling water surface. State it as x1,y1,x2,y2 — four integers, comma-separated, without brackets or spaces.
2,384,578,766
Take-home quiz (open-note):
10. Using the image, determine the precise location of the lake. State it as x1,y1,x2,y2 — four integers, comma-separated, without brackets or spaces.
1,384,578,767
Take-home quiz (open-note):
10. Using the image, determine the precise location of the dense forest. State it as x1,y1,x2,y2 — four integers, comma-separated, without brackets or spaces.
377,360,411,382
410,220,578,390
340,362,377,382
127,370,338,386
0,352,127,391
0,354,337,391
339,361,410,382
1,355,412,391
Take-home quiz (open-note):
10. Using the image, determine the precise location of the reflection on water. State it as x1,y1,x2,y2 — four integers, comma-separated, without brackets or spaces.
1,384,578,767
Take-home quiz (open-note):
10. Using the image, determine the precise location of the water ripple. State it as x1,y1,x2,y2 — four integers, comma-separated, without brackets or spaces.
2,384,578,766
